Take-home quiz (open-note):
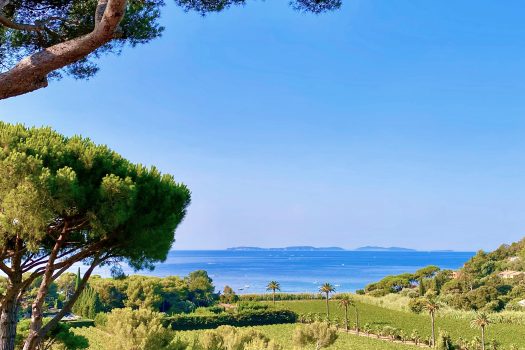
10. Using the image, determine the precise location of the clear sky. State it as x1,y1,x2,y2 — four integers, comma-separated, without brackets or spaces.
2,1,525,251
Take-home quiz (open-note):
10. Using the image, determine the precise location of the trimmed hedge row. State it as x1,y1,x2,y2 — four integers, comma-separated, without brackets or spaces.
239,293,323,301
62,319,95,328
165,309,297,330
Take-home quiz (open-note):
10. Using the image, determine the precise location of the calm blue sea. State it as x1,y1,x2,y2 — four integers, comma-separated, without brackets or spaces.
120,250,474,294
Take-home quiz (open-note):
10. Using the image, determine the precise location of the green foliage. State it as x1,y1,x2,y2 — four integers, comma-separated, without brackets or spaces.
101,308,184,350
292,322,338,350
93,313,108,327
219,285,239,304
407,298,426,314
364,239,525,314
199,325,282,350
63,319,95,328
436,331,454,350
277,299,525,347
365,274,414,294
418,278,426,297
75,323,440,350
56,272,77,301
185,270,217,307
85,272,215,315
415,266,441,279
236,302,269,312
319,283,335,295
72,286,103,319
0,123,190,268
16,318,88,350
239,293,323,302
166,309,298,330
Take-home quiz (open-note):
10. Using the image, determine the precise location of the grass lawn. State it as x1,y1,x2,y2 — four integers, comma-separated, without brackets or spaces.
273,299,525,347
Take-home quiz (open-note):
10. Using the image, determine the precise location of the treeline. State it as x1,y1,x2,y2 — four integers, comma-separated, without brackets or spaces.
364,265,443,297
14,270,217,319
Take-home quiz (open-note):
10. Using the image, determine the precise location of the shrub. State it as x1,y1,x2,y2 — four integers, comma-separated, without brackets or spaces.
292,322,338,350
219,285,239,304
408,297,426,314
436,331,454,350
94,313,108,327
62,320,95,328
103,308,180,350
236,302,269,312
369,289,389,298
407,290,419,299
355,289,365,295
207,305,226,314
199,325,282,350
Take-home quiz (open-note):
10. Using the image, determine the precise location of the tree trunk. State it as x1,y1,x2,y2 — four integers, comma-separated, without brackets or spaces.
23,234,65,350
344,306,348,331
0,244,23,350
272,290,275,305
355,306,359,335
0,296,19,350
430,312,435,348
325,293,329,319
481,327,485,350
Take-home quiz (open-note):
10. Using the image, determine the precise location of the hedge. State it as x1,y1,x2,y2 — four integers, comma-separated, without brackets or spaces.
62,319,95,328
166,309,297,330
239,293,323,302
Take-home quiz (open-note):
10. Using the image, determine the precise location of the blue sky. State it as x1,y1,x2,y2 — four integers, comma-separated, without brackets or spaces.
2,1,525,251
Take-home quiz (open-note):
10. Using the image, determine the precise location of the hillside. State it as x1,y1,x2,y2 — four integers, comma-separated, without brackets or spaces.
364,238,525,312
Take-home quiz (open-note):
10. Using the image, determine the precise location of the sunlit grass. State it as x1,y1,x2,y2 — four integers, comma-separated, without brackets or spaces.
274,299,525,347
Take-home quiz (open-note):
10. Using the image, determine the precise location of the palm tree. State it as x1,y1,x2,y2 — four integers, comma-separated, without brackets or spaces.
423,297,440,348
319,283,335,318
336,294,352,332
471,312,491,350
338,295,360,334
266,281,281,305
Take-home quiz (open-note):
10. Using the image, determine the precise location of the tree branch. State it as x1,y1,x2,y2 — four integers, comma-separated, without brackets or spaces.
0,0,127,100
22,239,108,272
33,255,102,344
0,260,13,277
0,15,44,32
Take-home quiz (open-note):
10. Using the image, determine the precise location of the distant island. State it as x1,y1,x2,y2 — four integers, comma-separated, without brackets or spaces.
227,246,346,251
226,246,421,252
353,246,417,252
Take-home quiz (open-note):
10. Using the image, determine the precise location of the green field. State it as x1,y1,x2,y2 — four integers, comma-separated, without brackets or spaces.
73,324,416,350
71,298,525,349
273,299,525,347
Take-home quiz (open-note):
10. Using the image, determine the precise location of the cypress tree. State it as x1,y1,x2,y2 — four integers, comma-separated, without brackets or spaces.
75,268,81,292
419,278,426,296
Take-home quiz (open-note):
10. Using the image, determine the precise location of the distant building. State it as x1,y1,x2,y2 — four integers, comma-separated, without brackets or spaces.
497,270,525,279
451,271,461,279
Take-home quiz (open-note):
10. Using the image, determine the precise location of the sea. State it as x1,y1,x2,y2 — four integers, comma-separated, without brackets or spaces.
109,250,475,294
